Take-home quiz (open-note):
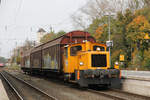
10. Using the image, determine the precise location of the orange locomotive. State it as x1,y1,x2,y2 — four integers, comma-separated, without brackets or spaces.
21,31,121,87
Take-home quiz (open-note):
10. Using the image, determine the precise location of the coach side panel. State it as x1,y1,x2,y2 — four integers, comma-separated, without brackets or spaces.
42,44,62,71
30,51,42,68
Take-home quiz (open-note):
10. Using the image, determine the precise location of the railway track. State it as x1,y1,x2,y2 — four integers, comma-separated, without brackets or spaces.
1,71,57,100
0,72,23,100
88,88,150,100
9,70,150,100
88,89,125,100
42,76,150,100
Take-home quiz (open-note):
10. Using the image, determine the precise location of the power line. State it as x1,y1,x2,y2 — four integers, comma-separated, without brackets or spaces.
14,0,23,24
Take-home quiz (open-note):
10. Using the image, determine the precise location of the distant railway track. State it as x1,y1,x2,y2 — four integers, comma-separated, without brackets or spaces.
0,72,23,100
88,88,150,100
1,71,57,100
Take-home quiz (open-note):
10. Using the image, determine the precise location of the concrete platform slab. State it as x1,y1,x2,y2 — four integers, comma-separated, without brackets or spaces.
0,79,9,100
121,70,150,79
121,70,150,81
121,78,150,97
120,70,150,96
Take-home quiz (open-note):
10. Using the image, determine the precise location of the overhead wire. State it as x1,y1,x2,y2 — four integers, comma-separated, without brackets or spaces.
14,0,23,24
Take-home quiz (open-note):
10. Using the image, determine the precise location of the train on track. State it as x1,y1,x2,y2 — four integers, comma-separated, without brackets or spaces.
21,31,121,87
0,63,5,67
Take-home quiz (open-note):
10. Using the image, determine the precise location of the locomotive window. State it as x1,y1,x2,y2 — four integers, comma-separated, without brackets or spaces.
93,45,105,51
64,47,68,58
70,46,82,56
106,47,109,51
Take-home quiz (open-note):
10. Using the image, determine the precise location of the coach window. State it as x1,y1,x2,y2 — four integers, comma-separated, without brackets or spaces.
70,46,82,56
93,45,105,51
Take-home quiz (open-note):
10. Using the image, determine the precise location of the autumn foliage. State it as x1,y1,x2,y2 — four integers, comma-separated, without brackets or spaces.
87,7,150,70
95,24,107,41
127,15,150,42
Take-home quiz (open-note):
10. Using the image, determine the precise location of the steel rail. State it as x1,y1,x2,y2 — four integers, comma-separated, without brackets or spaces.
19,70,150,100
3,71,58,100
88,88,150,100
88,89,126,100
0,72,24,100
110,89,150,100
18,71,127,100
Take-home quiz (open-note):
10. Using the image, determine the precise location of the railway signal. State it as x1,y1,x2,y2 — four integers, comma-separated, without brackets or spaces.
144,33,150,39
120,55,124,61
106,40,113,47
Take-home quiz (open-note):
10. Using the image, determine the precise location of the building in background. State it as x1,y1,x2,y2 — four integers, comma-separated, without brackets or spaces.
37,28,47,43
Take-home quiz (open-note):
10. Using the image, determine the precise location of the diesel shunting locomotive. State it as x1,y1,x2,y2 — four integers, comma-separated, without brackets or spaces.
21,31,121,87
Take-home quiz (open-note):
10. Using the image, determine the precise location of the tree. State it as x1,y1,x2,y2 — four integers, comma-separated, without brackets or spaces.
142,0,150,7
0,57,7,63
86,16,109,42
16,56,21,65
23,39,34,49
40,30,66,43
71,0,126,30
127,15,150,42
126,15,150,68
135,7,150,22
56,30,66,37
70,0,150,70
40,33,55,43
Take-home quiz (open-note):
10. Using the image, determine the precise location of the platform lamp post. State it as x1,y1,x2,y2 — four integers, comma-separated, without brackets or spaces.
106,12,114,68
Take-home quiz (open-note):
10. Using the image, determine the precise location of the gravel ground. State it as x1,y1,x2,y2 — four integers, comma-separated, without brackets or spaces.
6,70,114,100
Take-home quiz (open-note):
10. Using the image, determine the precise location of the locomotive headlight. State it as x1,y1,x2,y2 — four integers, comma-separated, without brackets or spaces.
115,61,119,65
96,47,100,51
79,62,84,66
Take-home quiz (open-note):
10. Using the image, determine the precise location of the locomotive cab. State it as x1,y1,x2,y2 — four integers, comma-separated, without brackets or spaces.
63,41,121,87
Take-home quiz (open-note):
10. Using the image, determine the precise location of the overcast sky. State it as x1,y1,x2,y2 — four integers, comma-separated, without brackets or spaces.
0,0,87,58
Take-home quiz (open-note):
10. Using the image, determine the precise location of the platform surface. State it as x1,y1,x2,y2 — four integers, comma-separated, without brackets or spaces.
0,79,9,100
121,70,150,80
121,70,150,97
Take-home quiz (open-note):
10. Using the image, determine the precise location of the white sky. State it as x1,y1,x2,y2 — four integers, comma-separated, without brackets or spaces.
0,0,87,58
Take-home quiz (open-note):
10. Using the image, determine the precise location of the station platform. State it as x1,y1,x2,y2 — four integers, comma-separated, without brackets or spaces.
121,70,150,97
121,70,150,81
0,79,9,100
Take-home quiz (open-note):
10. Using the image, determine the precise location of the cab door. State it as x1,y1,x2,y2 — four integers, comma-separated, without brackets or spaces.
63,45,82,75
69,45,82,73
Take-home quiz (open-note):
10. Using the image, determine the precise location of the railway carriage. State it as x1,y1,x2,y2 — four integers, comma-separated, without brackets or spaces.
0,63,5,67
21,31,121,87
